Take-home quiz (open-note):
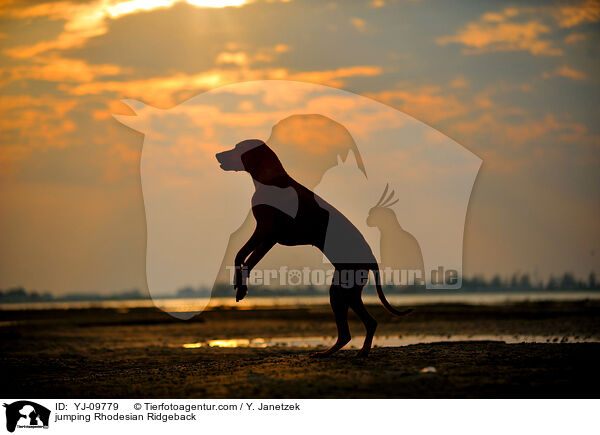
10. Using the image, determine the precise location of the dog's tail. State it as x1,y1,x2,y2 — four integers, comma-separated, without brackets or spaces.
371,266,413,317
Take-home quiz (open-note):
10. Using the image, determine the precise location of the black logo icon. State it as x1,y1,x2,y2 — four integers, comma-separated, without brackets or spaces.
3,401,50,433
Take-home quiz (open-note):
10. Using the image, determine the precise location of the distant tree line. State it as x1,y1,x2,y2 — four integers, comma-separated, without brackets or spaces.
461,272,598,292
1,272,598,303
0,287,54,303
0,287,146,303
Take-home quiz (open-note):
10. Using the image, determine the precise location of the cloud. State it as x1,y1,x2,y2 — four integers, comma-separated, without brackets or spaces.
477,149,528,173
444,111,600,175
0,56,128,88
93,100,137,120
553,0,600,28
0,95,78,165
451,113,590,149
1,0,258,59
215,51,250,66
291,66,382,87
350,17,367,32
543,65,588,81
301,94,407,139
63,65,382,107
215,44,292,66
369,0,385,8
437,8,562,56
368,86,468,123
438,2,600,57
564,32,587,43
450,76,469,89
274,44,290,53
4,1,115,58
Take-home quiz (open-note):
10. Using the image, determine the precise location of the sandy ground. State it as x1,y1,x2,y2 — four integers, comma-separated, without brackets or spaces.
1,300,599,398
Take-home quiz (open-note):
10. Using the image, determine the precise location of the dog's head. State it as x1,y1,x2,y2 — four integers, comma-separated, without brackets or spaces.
216,139,286,183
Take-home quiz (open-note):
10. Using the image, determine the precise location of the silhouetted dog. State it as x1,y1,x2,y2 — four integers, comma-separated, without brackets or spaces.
216,139,412,357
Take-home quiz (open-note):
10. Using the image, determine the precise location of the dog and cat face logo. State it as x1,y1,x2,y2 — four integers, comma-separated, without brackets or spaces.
3,402,50,432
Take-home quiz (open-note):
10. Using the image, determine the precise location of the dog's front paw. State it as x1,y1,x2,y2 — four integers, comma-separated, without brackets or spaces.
235,285,248,302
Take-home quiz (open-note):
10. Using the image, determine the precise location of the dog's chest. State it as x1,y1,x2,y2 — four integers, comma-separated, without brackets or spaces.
252,183,299,219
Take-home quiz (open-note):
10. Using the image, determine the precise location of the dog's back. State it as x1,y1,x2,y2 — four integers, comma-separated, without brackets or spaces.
251,173,376,267
312,191,377,267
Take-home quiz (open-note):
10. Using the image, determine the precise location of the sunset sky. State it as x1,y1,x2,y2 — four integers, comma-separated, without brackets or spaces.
0,0,599,295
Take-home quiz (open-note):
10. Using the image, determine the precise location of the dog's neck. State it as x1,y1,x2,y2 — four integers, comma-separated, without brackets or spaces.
248,164,293,189
251,173,291,189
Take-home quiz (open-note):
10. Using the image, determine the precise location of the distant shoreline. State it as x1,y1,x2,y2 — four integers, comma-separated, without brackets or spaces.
2,271,599,304
2,290,600,312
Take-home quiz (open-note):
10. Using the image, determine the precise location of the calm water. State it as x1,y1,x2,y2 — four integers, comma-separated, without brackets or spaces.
179,333,599,350
1,291,599,312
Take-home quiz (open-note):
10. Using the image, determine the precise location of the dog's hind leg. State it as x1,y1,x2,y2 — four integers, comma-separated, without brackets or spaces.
311,284,350,357
349,291,377,357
